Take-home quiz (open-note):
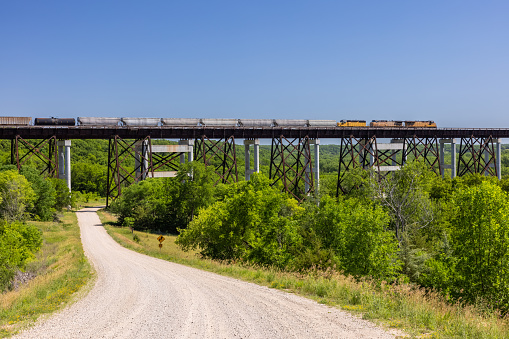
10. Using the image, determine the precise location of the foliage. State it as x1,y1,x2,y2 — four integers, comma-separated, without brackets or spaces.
71,162,107,196
51,178,72,210
449,182,509,314
110,178,166,229
0,170,35,221
302,195,401,279
176,174,303,268
0,221,42,291
163,162,219,233
20,166,56,221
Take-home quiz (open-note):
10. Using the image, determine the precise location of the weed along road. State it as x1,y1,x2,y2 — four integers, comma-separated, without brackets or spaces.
16,207,399,339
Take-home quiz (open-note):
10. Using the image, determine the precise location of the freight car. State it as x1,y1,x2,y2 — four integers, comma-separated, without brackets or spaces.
0,117,32,125
34,118,76,126
78,117,122,126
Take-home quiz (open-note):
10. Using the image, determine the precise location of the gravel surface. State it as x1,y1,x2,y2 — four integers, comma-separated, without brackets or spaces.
15,207,401,339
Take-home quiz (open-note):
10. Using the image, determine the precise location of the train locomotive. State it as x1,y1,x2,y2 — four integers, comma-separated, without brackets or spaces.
0,116,437,128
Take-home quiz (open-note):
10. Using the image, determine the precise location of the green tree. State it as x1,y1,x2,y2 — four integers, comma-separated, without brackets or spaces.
0,170,35,221
176,174,303,268
20,166,56,221
309,195,400,278
163,162,218,233
449,182,509,313
71,162,107,196
0,221,42,291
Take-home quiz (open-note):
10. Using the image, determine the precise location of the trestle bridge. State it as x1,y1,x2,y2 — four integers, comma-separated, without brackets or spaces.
2,125,507,205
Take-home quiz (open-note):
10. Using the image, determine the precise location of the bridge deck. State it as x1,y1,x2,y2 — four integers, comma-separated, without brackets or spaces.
0,126,508,139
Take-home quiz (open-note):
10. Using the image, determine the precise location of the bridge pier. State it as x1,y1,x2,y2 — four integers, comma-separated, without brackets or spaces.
369,139,404,172
439,138,457,178
179,139,194,164
134,140,150,181
307,139,320,192
57,140,72,191
244,139,260,181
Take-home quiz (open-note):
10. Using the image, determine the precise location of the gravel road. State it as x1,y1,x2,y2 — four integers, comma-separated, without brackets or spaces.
16,207,401,339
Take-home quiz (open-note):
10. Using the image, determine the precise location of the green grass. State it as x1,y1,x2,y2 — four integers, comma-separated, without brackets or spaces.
98,209,509,339
0,211,94,337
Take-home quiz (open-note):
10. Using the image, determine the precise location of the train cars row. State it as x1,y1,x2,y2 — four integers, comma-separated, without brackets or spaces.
0,116,437,128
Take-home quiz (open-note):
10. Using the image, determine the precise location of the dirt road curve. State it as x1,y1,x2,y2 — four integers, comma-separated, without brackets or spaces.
16,207,400,339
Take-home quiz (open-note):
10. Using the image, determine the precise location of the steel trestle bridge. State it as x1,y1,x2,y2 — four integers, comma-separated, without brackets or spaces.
3,125,507,205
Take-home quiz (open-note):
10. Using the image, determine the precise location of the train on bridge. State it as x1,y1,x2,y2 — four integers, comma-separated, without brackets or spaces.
0,117,437,128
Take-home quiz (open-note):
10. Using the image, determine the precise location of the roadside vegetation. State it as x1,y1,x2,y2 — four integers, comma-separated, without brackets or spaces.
0,210,93,337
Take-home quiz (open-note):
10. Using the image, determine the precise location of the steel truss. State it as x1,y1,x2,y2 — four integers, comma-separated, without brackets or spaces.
404,136,441,175
458,136,497,177
336,135,441,195
14,135,58,177
269,135,314,201
194,135,238,184
106,136,153,206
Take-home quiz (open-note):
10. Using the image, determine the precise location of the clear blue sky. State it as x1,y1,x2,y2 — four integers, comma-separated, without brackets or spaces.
1,1,508,128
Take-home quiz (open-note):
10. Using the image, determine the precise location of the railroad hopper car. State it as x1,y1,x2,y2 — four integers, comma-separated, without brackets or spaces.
0,117,32,125
121,117,161,126
200,118,239,127
78,117,122,126
161,118,201,127
238,119,273,127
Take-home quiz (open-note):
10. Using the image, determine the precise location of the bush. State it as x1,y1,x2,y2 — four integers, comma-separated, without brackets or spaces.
176,174,303,268
449,182,509,314
0,170,35,221
307,195,401,279
0,221,42,291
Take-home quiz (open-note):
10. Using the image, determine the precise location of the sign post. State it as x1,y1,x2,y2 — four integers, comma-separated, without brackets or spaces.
157,235,165,251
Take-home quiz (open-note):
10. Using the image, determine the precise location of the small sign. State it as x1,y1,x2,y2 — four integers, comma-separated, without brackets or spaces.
159,243,163,248
157,235,165,243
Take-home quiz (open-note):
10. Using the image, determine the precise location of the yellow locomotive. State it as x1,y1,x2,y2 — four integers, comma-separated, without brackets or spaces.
337,120,367,127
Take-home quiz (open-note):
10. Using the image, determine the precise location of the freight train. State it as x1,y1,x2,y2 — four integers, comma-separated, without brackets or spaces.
0,116,437,128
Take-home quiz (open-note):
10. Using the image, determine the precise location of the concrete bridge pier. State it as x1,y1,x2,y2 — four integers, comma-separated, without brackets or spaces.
306,139,320,192
244,139,260,181
179,139,194,164
57,140,71,191
134,140,149,181
439,139,457,178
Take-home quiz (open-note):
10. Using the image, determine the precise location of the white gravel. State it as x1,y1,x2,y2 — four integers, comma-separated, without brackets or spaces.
15,207,401,339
